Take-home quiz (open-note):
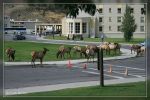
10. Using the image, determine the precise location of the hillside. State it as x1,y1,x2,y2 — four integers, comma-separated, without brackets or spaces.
4,4,66,23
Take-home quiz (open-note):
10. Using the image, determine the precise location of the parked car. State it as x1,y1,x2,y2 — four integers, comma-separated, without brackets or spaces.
13,34,26,40
139,41,145,46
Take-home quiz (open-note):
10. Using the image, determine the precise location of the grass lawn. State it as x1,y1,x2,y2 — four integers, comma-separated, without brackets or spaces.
4,41,121,62
45,36,144,44
19,81,146,96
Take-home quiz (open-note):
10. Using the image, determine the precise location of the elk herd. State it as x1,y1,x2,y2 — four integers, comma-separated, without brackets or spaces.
5,42,146,67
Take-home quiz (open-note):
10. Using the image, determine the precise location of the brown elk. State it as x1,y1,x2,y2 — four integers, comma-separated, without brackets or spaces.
137,46,145,56
85,45,99,62
99,44,110,55
5,48,16,61
72,45,87,58
56,45,72,59
130,44,141,54
108,43,121,54
31,48,49,67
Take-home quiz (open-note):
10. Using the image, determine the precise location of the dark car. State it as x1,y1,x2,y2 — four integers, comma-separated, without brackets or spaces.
13,34,26,40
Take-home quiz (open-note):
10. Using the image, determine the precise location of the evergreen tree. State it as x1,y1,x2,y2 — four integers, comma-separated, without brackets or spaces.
121,5,137,42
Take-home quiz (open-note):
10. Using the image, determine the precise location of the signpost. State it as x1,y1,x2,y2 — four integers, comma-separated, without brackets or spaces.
97,48,104,87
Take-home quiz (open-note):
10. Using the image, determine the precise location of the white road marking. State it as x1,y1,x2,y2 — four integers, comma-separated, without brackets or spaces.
104,64,145,71
82,70,125,79
104,70,144,78
74,66,145,78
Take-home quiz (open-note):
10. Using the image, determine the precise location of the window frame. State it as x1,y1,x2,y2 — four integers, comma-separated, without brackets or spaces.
82,22,87,33
75,22,80,33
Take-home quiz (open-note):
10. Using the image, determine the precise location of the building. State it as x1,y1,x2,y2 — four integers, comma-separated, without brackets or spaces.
62,4,146,38
4,16,62,35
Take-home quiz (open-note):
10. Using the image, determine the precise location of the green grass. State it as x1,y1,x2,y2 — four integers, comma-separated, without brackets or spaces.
45,36,67,40
4,41,121,62
84,38,145,44
45,36,144,44
18,81,146,96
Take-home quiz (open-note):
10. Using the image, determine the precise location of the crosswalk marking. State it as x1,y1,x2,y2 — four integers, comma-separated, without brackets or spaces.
82,70,125,79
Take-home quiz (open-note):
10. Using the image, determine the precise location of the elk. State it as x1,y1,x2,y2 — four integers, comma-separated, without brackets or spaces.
56,45,72,59
31,48,49,67
130,44,141,54
72,45,87,58
5,48,16,61
85,45,99,62
108,43,121,54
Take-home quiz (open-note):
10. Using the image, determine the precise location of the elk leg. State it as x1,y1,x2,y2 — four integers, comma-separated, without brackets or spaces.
31,58,36,68
40,59,43,67
11,54,15,61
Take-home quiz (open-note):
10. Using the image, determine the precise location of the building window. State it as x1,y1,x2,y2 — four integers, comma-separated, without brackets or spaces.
117,17,122,22
99,26,103,32
140,26,144,32
109,17,112,22
109,26,112,31
82,23,87,33
118,26,121,31
141,8,145,14
75,23,80,33
141,17,145,23
130,8,134,13
69,22,73,33
99,17,103,22
118,8,121,13
4,24,7,27
109,8,111,13
98,8,103,13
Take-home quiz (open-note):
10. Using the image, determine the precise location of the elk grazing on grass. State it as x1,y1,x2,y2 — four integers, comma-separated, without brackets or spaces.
99,44,110,55
5,48,16,61
31,48,49,67
86,48,95,62
108,43,121,55
56,45,72,59
85,45,99,62
72,45,87,58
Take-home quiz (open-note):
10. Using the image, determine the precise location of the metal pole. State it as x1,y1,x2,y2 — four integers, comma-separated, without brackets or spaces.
100,48,104,87
97,49,100,70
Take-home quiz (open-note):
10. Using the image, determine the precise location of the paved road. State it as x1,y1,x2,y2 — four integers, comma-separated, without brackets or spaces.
4,34,37,41
4,56,145,89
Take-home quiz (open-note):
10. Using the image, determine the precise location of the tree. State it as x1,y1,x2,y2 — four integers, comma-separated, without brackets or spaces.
121,5,137,42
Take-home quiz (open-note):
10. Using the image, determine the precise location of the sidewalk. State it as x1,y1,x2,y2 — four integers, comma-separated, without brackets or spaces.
4,48,136,66
5,77,145,96
36,36,132,46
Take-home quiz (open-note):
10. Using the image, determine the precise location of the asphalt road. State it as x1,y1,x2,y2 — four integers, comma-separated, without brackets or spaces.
4,56,145,89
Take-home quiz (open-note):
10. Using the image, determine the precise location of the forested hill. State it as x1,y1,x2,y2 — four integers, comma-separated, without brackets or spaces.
4,4,65,23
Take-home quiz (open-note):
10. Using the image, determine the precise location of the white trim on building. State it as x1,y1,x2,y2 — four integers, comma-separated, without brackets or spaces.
62,4,146,38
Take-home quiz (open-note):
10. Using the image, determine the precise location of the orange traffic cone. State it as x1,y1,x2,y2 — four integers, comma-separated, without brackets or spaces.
124,67,128,76
108,64,112,74
83,63,87,69
67,60,72,69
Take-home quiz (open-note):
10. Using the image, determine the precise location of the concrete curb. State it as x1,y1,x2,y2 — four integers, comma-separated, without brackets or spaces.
4,48,136,66
36,37,132,46
5,77,145,96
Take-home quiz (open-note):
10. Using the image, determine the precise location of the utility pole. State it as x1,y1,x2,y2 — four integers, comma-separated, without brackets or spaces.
97,48,104,87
